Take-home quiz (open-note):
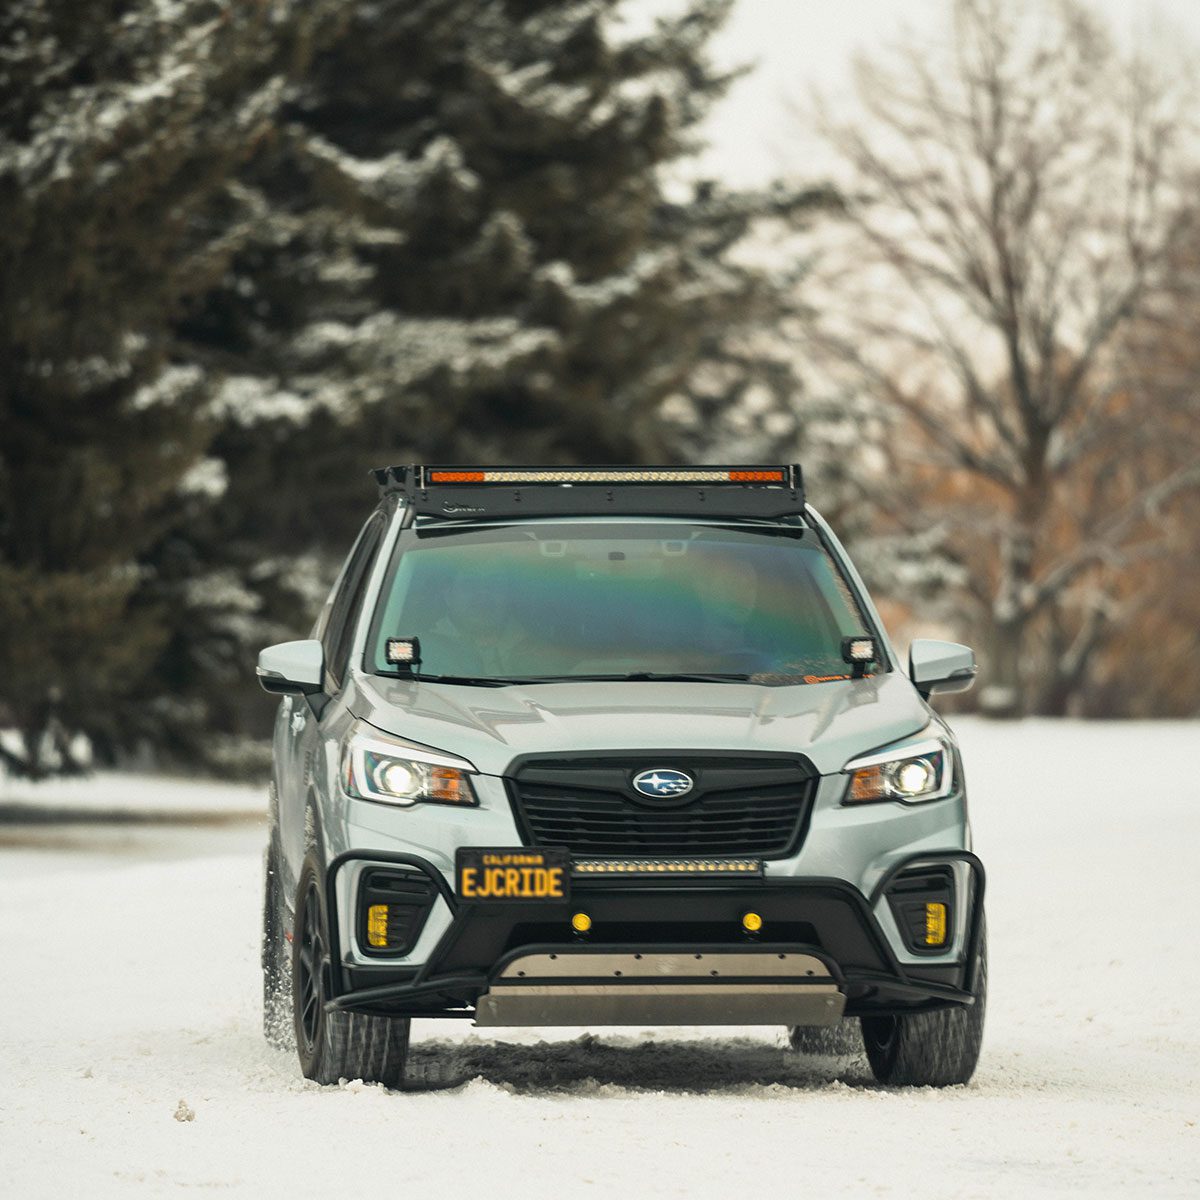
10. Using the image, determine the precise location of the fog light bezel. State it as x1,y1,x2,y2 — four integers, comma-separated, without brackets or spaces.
356,867,438,958
884,864,956,956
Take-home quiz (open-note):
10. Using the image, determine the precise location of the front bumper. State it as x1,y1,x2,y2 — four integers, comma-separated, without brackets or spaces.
322,850,986,1023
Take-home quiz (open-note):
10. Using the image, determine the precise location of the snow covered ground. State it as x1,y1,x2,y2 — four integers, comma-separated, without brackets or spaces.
1,719,1198,1198
0,769,263,821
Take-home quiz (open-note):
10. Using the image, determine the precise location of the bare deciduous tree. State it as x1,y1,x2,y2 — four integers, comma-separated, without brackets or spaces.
803,0,1200,716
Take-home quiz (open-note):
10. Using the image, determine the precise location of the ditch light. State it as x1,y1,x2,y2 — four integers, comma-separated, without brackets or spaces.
385,636,421,667
841,636,878,678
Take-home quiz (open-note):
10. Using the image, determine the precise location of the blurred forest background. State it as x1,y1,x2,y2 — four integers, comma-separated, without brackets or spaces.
1,0,1198,780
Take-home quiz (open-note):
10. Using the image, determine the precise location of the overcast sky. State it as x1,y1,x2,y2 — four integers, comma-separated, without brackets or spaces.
678,0,1200,185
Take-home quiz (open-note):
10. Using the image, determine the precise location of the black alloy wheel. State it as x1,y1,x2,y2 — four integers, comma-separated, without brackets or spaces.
295,879,326,1055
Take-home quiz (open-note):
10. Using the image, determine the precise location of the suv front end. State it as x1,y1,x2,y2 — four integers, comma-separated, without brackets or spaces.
258,466,986,1088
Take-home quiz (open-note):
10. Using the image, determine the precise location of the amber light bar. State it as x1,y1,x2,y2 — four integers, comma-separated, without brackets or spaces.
573,858,763,876
425,468,787,485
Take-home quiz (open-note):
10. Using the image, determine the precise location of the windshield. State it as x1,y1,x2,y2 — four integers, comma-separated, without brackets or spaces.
366,521,878,685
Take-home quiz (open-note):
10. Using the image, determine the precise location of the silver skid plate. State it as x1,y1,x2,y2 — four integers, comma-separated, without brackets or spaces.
474,950,845,1027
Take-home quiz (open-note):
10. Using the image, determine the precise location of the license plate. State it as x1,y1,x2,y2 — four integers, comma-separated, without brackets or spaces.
455,847,570,902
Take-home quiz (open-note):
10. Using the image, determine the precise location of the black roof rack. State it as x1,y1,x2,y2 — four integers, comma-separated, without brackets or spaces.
370,465,805,521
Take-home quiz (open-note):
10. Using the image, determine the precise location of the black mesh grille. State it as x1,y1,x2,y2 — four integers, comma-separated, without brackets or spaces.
507,754,815,858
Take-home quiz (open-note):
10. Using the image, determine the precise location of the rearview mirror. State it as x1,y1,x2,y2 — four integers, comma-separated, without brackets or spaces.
908,639,977,699
257,639,325,696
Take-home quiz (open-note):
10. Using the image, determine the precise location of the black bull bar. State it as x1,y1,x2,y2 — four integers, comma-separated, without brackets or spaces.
321,850,985,1022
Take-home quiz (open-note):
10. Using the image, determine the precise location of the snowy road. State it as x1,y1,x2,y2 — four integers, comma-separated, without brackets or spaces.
1,720,1198,1198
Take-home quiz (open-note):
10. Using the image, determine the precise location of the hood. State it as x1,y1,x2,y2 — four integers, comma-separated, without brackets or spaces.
351,672,930,777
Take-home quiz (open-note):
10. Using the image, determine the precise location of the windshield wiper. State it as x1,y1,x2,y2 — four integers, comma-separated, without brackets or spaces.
412,674,526,687
615,672,753,683
500,672,753,684
412,671,754,686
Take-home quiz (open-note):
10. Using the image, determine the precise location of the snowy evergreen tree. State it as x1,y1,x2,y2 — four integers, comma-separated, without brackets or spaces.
181,0,820,525
2,0,824,774
164,0,825,759
0,0,339,774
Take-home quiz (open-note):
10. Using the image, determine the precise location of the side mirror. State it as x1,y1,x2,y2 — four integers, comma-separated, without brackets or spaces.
908,639,977,700
257,639,325,696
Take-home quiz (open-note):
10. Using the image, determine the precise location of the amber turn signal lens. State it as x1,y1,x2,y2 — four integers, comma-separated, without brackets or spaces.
847,764,886,802
741,911,763,933
429,766,470,804
571,912,592,933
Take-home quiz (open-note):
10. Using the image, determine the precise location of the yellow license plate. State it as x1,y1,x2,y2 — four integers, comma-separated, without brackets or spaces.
455,847,570,902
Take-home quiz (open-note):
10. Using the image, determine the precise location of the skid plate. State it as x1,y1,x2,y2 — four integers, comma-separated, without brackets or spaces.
475,949,844,1027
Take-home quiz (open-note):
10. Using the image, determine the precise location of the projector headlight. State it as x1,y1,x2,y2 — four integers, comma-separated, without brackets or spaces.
842,729,954,804
342,723,478,807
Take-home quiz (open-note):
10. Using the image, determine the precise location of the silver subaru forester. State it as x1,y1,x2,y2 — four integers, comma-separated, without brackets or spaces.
258,466,985,1088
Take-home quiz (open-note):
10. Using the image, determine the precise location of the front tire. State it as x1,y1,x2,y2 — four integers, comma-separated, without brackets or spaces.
292,858,411,1087
861,922,987,1087
262,836,294,1050
787,1019,861,1055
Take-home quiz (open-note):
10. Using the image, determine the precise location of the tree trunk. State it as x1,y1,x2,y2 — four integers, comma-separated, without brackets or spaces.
1034,601,1109,717
982,615,1026,717
980,525,1035,718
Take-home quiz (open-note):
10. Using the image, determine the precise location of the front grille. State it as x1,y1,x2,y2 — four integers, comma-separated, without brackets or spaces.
507,754,815,859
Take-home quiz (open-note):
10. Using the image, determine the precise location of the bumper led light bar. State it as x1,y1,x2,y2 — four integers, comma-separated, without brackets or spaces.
572,858,763,877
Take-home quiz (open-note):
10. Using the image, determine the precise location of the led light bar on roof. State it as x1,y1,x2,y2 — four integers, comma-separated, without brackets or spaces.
371,463,806,520
425,468,787,485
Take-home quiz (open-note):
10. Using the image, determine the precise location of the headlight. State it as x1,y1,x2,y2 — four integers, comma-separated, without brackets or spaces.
342,723,478,807
842,731,954,804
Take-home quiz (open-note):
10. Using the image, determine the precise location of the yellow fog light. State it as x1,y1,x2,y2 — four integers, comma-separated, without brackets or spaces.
367,903,389,948
924,901,947,947
741,911,763,933
571,912,592,934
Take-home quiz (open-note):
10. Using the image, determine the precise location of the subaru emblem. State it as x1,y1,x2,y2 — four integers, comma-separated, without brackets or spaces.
632,768,694,799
